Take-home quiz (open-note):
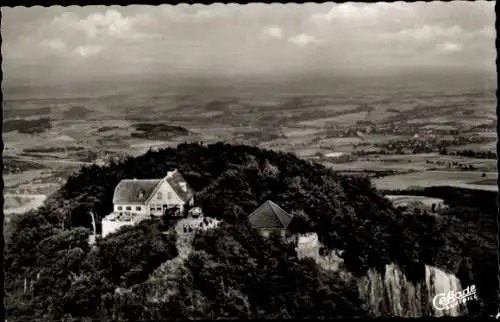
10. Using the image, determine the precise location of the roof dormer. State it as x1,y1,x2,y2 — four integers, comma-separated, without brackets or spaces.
138,188,145,200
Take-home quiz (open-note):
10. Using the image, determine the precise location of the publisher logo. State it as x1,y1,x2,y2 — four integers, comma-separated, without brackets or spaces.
432,285,478,311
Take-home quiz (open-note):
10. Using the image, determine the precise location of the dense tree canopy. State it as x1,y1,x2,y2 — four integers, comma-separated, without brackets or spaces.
188,224,367,319
107,223,368,320
5,218,178,321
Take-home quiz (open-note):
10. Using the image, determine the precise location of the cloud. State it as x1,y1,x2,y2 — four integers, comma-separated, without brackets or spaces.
381,25,463,42
193,7,228,21
40,38,66,50
79,10,135,38
53,10,136,39
436,42,463,54
288,33,320,46
262,26,284,39
74,45,103,57
311,3,415,25
312,3,379,23
160,5,228,23
476,26,495,38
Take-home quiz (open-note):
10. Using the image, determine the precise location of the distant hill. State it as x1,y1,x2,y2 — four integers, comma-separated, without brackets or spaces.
63,106,93,119
131,122,190,140
204,99,239,111
3,117,52,134
3,156,46,174
3,106,52,119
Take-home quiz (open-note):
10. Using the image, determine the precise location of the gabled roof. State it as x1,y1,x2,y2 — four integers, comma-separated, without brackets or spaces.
112,179,161,204
248,200,294,229
164,169,194,203
112,169,194,205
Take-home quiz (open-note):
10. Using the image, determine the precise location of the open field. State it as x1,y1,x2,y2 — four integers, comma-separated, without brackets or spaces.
448,139,497,152
4,194,47,223
385,195,446,207
373,170,498,191
298,111,369,127
469,178,497,185
325,152,497,173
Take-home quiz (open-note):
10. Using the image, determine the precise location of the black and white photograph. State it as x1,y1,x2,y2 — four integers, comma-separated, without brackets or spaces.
1,2,498,320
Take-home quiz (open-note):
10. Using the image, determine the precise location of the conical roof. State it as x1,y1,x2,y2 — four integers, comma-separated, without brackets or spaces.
248,200,293,229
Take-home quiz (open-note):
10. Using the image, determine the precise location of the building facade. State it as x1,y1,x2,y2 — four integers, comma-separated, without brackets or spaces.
112,169,194,217
102,169,195,238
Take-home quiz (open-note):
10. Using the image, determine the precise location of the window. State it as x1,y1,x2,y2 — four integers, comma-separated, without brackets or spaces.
157,192,162,200
117,206,123,210
167,192,172,200
150,207,155,212
157,207,162,212
126,206,131,211
136,206,141,211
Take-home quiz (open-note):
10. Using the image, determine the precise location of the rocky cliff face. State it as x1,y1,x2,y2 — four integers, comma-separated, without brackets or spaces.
357,263,466,317
296,233,467,317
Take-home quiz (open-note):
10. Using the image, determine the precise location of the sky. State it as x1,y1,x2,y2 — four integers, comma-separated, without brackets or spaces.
2,2,496,88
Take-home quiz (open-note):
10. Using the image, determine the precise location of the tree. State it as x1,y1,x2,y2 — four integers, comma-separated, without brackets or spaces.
87,220,178,287
288,210,311,234
187,224,368,319
6,219,58,276
89,211,97,236
35,228,91,268
47,199,73,231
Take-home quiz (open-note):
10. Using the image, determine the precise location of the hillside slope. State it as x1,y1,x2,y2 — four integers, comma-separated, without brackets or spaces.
4,142,496,319
44,142,426,275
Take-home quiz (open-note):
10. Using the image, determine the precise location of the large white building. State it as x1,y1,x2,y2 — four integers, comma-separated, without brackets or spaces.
101,169,195,238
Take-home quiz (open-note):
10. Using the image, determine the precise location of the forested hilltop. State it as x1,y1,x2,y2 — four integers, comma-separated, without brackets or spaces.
5,142,497,320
